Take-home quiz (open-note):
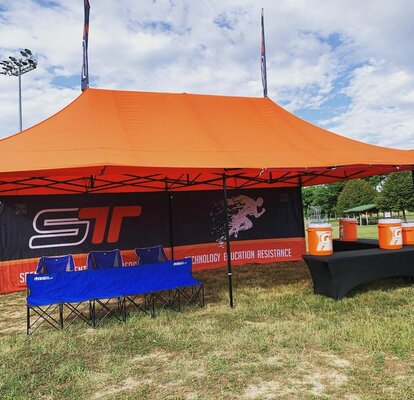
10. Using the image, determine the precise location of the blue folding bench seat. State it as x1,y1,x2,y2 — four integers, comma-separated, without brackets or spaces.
28,254,93,334
86,249,125,325
136,246,204,312
171,259,204,309
36,254,75,274
87,249,123,270
135,245,168,265
26,257,204,334
123,245,171,315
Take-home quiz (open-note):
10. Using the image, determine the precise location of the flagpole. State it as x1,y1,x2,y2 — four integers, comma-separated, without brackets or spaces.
261,8,268,97
81,0,90,91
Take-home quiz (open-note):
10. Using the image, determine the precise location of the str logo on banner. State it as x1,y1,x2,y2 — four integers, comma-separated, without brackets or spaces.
29,206,142,249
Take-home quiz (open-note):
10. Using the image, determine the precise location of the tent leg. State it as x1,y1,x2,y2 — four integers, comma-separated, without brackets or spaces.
222,173,234,308
167,189,175,260
298,176,306,242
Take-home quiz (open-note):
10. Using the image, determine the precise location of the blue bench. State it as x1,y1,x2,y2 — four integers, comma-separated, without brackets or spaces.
26,258,204,334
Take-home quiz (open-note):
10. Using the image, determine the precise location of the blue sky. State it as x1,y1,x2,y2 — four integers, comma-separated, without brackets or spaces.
0,0,413,149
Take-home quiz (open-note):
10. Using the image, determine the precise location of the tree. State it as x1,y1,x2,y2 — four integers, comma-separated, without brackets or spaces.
302,182,345,217
377,171,414,219
302,187,317,216
336,179,377,216
312,182,345,217
364,175,386,190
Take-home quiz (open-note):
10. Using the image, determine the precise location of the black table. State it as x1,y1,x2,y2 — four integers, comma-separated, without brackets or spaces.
303,245,414,299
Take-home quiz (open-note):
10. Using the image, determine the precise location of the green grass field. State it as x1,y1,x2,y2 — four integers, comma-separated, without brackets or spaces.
331,220,379,240
1,256,414,399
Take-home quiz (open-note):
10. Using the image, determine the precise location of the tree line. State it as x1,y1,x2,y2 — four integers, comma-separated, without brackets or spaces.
302,171,414,218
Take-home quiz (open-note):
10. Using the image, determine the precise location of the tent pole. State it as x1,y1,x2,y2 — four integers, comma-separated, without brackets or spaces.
298,176,306,239
166,185,175,260
222,172,234,308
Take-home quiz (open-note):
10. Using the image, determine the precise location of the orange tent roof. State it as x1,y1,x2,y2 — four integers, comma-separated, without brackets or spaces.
0,88,412,195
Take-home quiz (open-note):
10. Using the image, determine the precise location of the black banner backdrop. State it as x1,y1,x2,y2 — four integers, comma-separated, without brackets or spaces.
171,187,304,246
0,187,305,293
0,187,304,261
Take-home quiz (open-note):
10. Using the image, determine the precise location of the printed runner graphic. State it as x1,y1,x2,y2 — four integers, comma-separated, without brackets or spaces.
211,195,267,245
228,196,266,238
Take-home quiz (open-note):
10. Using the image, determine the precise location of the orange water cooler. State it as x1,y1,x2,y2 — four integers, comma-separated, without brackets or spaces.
402,222,414,245
339,217,358,242
307,223,333,256
377,219,402,250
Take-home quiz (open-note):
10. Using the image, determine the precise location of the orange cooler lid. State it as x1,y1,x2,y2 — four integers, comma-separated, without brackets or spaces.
378,218,402,224
308,223,332,228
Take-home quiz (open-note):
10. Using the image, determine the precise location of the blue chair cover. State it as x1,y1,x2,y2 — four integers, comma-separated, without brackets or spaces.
168,259,201,287
135,245,168,265
35,254,75,274
87,249,123,270
27,259,199,307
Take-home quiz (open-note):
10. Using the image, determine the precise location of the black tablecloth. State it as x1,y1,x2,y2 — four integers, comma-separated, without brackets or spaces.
303,246,414,299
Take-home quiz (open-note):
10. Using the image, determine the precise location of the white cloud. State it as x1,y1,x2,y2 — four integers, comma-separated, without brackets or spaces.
322,60,414,148
0,0,413,149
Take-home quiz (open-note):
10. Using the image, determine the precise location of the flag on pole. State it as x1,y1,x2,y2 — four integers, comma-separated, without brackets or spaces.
261,8,268,97
81,0,90,91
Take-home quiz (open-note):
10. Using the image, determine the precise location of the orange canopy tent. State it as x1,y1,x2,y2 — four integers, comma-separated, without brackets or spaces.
0,87,413,196
1,88,413,305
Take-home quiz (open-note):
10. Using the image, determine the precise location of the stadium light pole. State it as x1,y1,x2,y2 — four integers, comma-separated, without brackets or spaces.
0,49,37,132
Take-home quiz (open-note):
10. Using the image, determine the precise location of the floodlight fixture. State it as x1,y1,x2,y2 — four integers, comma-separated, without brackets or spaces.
0,48,38,132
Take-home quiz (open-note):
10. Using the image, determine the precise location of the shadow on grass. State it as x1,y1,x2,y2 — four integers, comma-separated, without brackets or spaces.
344,277,414,299
194,261,414,305
194,261,311,304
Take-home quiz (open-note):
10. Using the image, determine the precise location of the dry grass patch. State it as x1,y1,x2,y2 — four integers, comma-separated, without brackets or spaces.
0,292,26,337
92,377,145,399
242,349,351,399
